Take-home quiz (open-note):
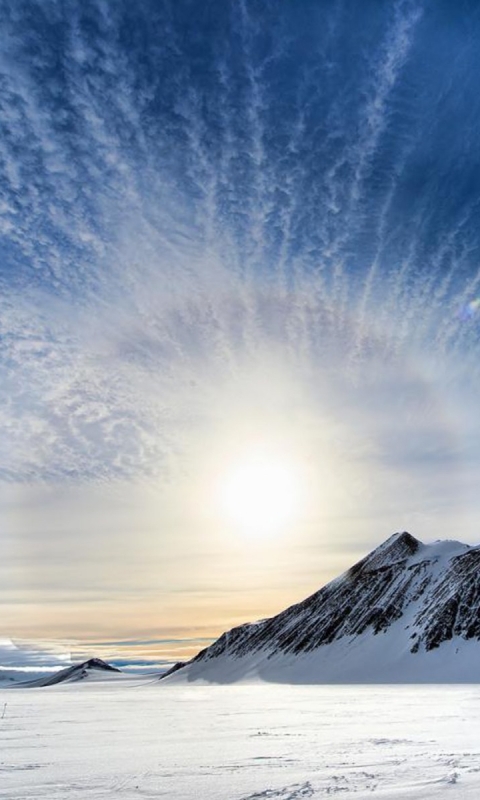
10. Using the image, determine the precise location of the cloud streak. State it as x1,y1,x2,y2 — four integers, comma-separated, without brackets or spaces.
0,638,72,674
0,1,480,567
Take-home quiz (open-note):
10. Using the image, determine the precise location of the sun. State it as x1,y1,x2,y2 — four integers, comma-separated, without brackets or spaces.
218,451,302,538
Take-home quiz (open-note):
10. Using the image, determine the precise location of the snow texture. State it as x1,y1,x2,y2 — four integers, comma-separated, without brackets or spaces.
2,681,480,799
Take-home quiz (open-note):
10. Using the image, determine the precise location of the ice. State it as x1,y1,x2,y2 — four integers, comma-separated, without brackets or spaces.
2,681,480,798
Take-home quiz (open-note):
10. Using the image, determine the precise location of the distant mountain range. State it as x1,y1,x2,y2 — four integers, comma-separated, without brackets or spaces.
165,532,480,683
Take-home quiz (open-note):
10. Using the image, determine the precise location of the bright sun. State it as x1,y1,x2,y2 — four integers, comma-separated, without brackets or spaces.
219,452,302,538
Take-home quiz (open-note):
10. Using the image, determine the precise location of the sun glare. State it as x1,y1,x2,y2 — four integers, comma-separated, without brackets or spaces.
219,453,302,538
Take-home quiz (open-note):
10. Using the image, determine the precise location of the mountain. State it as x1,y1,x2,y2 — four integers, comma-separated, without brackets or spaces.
20,658,122,687
165,532,480,684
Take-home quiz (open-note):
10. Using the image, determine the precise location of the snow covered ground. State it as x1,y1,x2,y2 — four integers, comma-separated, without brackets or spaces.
2,681,480,799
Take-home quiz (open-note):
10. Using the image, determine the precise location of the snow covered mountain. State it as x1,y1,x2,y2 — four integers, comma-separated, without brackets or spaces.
20,658,122,687
167,532,480,684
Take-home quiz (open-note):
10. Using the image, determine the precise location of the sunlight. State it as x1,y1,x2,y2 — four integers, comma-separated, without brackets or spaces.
218,452,302,538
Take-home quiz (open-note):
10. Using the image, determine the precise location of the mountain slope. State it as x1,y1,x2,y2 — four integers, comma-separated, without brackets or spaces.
20,658,122,687
166,532,480,684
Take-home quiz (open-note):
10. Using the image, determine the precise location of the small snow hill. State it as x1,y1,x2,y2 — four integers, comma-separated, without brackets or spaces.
20,658,122,687
163,532,480,684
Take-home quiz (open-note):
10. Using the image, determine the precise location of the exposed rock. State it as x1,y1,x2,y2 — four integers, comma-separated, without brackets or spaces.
180,533,480,673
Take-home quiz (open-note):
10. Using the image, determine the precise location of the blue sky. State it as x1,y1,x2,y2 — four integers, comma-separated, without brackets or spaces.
2,0,480,669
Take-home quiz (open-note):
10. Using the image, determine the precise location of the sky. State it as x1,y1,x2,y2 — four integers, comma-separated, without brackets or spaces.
2,0,480,673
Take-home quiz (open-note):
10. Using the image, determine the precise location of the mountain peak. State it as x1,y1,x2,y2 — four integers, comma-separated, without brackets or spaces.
373,530,420,557
383,530,419,549
21,658,121,687
166,532,480,684
349,531,420,576
81,658,119,672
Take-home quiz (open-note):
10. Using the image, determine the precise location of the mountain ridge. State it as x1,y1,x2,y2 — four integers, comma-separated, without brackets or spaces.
164,532,480,684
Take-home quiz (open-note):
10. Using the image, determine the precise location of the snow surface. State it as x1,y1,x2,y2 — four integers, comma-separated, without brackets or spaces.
2,680,480,798
167,636,480,685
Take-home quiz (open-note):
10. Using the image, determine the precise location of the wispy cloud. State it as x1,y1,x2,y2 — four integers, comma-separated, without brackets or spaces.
1,1,480,638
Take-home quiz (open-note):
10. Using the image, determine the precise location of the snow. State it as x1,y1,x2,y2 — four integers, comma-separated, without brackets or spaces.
2,681,480,798
167,635,480,685
18,658,123,687
171,534,480,684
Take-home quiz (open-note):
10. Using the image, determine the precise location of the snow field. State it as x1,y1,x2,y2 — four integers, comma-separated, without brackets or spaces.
2,682,480,799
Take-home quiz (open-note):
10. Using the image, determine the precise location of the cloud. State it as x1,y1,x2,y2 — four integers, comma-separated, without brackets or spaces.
0,636,215,676
0,0,478,530
0,638,72,673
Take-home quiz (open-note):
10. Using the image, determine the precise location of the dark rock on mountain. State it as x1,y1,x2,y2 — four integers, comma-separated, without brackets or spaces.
20,658,121,687
159,661,187,680
167,532,480,683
